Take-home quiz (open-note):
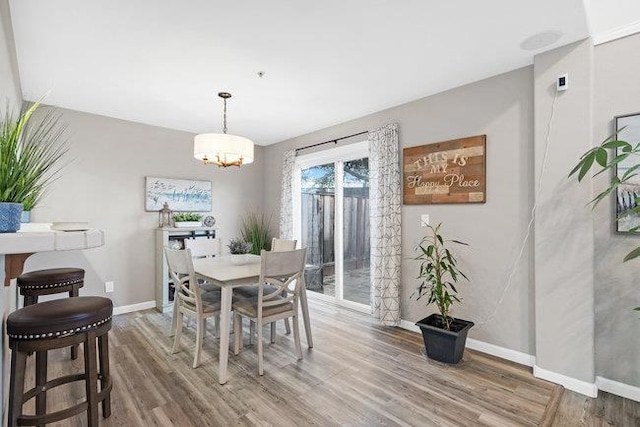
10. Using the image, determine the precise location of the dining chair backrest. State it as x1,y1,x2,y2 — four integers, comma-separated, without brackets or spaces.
164,247,204,314
184,238,221,258
259,248,307,311
271,238,297,252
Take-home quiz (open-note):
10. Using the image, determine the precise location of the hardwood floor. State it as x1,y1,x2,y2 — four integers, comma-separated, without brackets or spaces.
18,300,640,426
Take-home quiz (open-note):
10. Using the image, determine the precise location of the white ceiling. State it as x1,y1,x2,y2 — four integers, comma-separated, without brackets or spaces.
6,1,639,146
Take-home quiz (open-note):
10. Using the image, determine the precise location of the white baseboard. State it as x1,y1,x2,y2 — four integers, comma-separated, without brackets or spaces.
398,319,536,367
399,319,421,333
597,376,640,403
534,365,598,397
466,338,536,367
113,300,156,316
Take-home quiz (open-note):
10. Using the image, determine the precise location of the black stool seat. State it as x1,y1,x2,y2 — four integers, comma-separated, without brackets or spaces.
7,296,112,340
17,267,87,359
7,296,113,427
17,267,84,291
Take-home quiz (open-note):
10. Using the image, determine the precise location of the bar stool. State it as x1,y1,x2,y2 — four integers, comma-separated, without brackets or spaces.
7,296,113,427
17,268,85,359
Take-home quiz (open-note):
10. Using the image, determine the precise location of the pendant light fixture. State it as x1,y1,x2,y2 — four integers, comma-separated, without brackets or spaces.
194,92,254,167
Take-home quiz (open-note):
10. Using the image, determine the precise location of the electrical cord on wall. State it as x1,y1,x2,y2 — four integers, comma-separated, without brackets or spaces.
474,89,560,328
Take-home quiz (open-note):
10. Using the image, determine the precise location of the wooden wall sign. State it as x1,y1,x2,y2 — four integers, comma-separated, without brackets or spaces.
403,135,486,204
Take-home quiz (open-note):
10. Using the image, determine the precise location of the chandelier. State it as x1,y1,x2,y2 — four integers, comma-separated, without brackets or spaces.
194,92,254,167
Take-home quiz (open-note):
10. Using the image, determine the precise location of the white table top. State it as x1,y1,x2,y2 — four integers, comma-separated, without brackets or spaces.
0,223,104,254
193,254,261,285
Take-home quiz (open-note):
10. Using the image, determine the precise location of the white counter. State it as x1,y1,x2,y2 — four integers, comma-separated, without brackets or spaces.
0,223,104,285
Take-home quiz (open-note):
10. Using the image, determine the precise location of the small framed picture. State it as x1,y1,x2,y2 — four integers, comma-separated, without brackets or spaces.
615,113,640,233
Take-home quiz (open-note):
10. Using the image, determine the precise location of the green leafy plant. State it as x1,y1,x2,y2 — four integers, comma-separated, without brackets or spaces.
570,135,640,260
412,223,469,330
173,212,203,222
227,237,252,255
0,100,69,209
240,212,272,255
570,134,640,311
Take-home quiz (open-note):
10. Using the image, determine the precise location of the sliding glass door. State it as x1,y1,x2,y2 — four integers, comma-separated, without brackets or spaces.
294,141,370,312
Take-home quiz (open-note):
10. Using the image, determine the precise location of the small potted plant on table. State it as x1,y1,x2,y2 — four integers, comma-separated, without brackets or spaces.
227,237,252,265
173,212,203,228
413,223,474,364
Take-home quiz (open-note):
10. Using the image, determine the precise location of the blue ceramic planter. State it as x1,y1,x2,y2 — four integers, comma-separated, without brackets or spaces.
0,202,23,233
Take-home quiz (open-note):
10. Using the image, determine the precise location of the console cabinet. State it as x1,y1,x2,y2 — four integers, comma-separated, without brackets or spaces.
155,226,216,312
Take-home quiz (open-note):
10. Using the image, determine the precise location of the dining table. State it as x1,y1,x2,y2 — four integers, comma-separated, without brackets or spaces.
192,254,313,384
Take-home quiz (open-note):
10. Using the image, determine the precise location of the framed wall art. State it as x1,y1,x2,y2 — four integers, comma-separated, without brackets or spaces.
403,135,486,205
145,177,212,212
615,113,640,233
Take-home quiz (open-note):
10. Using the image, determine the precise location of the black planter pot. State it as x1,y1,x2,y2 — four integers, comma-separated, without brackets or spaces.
416,313,474,364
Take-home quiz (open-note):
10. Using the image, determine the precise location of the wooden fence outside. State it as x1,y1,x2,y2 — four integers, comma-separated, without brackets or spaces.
300,189,370,276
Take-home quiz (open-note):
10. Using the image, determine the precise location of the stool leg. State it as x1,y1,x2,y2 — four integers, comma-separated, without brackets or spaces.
70,286,80,360
8,350,27,427
84,331,99,427
35,350,48,427
98,332,111,418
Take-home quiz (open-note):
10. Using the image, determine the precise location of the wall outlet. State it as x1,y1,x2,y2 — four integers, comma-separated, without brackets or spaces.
557,73,568,91
105,281,114,293
420,214,430,227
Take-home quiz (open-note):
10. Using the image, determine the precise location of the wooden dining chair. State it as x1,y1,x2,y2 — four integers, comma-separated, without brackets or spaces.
232,248,307,375
235,238,297,339
271,238,297,251
183,238,224,336
165,247,222,368
184,238,221,259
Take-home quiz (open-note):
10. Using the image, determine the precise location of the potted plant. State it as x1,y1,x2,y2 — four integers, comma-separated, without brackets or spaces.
227,237,252,264
413,223,473,364
0,101,68,231
240,212,272,255
173,212,203,228
570,133,640,311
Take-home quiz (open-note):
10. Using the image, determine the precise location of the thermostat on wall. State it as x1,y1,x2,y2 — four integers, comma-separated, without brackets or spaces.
557,73,568,91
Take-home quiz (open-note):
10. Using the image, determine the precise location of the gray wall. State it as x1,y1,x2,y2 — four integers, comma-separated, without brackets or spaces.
23,108,265,308
593,32,640,386
533,39,595,384
263,66,536,355
0,0,20,105
0,0,21,419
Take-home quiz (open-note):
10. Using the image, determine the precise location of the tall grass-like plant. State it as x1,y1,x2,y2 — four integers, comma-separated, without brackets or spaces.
0,101,69,209
240,212,272,255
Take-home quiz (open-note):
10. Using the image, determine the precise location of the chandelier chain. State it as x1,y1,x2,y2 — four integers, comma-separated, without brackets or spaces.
222,97,228,134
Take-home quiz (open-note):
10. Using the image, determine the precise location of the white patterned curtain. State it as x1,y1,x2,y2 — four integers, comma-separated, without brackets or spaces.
369,123,402,326
279,149,296,239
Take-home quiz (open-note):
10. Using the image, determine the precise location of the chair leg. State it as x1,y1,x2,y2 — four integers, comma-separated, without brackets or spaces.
98,333,111,418
284,318,291,335
35,350,48,426
270,322,276,343
292,314,303,360
257,320,264,376
8,351,27,427
169,297,178,337
70,284,87,368
233,313,242,355
249,321,255,345
84,331,99,427
193,318,205,368
172,313,183,354
214,315,220,338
